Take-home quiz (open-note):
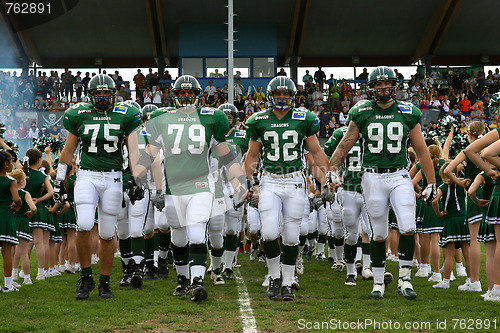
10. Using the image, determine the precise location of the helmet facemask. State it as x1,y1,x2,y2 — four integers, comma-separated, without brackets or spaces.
369,81,397,103
270,91,294,111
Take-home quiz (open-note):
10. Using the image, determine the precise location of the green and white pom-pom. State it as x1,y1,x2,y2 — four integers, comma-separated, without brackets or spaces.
490,92,500,114
4,140,19,153
0,123,5,139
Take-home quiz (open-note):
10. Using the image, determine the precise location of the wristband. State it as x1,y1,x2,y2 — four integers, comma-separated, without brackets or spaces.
56,162,68,182
251,173,260,187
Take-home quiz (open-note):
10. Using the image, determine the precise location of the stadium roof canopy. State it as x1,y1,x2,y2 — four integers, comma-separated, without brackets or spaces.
1,0,500,70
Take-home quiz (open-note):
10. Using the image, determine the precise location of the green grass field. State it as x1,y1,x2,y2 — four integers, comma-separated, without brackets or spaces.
0,246,498,333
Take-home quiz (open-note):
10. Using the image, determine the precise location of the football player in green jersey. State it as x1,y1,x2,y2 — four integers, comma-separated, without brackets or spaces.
128,75,247,302
244,76,331,301
218,103,248,279
55,74,142,300
329,66,436,300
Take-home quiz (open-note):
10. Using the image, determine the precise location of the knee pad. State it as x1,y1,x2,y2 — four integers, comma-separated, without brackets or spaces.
186,222,207,245
98,212,118,240
224,213,239,236
371,221,388,242
345,231,359,246
75,204,97,232
170,227,188,248
100,189,123,216
116,220,129,240
208,215,224,249
247,206,260,235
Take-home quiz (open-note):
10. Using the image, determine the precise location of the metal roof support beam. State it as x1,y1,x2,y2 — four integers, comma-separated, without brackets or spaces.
144,0,170,75
285,0,311,69
412,0,462,64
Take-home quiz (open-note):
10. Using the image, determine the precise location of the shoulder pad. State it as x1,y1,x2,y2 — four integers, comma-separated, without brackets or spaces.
234,131,246,138
200,107,215,115
291,110,306,120
113,105,127,114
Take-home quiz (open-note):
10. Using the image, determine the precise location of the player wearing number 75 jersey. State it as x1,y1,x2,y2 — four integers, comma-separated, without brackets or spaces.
244,76,331,301
56,74,142,300
329,66,436,300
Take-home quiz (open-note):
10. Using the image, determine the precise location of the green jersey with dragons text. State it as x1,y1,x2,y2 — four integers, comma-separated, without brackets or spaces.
63,102,141,172
348,100,421,169
225,128,248,158
246,108,320,174
147,106,229,195
324,126,362,193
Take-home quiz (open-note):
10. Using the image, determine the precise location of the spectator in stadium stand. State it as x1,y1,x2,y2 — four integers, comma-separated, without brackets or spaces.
490,119,498,129
295,85,306,107
133,69,146,95
441,95,450,113
340,94,351,110
161,70,172,81
162,87,171,106
116,87,125,102
477,67,486,93
123,82,132,100
82,72,91,96
422,73,434,87
471,98,484,114
356,68,369,81
152,86,163,106
16,121,28,139
394,69,404,85
411,94,420,106
253,86,265,101
305,77,314,106
143,87,153,104
464,116,471,128
312,86,324,109
150,72,159,88
145,68,154,88
430,95,441,108
49,124,61,139
74,71,83,99
204,80,216,97
470,105,484,121
483,95,491,118
324,124,333,138
276,68,287,76
318,107,331,137
221,83,228,100
314,66,326,89
420,96,430,108
458,95,471,116
302,70,312,85
353,89,364,104
447,86,458,106
5,125,15,139
137,78,147,103
234,94,245,118
235,79,244,97
327,74,341,110
28,121,39,139
339,78,353,100
61,68,74,98
451,103,460,116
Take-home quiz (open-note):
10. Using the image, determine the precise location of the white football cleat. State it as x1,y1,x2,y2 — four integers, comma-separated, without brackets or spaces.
456,266,467,277
361,268,373,280
295,258,304,276
3,285,19,292
370,283,385,300
261,275,270,287
433,280,450,289
415,266,429,278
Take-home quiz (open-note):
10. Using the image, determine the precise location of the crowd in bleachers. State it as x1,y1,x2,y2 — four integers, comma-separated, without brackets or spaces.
1,65,500,142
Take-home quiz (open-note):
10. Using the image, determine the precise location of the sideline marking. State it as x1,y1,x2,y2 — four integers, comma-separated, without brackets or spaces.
234,269,258,333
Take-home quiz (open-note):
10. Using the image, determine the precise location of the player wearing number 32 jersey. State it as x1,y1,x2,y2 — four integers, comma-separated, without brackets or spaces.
329,66,436,300
57,74,142,300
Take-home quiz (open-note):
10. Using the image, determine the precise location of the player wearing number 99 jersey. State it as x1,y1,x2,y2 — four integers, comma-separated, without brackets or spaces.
330,66,436,300
244,76,330,301
57,74,142,300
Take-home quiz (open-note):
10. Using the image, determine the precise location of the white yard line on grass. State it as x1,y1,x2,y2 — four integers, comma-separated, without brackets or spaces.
234,269,258,333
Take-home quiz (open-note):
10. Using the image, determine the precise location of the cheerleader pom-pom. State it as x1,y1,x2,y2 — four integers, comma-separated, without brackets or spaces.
0,123,5,139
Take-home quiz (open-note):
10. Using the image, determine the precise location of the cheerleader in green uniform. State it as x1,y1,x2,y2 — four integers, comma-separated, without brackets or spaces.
58,160,78,273
469,171,494,296
466,126,500,302
24,148,54,281
10,169,37,285
443,121,485,291
432,162,470,289
0,151,22,292
412,144,446,282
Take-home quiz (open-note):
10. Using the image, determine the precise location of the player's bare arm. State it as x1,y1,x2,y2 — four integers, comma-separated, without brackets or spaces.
243,139,262,203
125,131,139,176
59,132,79,166
482,139,500,170
464,129,500,180
329,121,359,172
304,152,325,185
304,135,329,186
409,124,435,184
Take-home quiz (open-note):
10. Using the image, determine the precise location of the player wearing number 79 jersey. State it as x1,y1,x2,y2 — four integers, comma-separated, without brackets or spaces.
330,66,436,300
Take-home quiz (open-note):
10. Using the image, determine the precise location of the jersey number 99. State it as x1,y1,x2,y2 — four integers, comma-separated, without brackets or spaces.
367,122,403,154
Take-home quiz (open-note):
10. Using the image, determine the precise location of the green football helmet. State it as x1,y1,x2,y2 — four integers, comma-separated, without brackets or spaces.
141,104,158,120
88,74,117,111
218,103,239,128
367,66,398,102
172,75,202,108
267,76,296,111
124,99,141,111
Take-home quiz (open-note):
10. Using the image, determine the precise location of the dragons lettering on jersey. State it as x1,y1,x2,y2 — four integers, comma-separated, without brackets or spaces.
177,117,196,122
271,123,289,128
375,115,395,119
93,117,111,121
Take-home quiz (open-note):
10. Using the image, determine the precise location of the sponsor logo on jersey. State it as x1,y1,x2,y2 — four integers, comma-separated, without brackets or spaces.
255,115,269,120
178,117,196,122
292,111,306,120
375,115,395,119
196,182,209,188
163,108,176,113
358,106,373,112
134,114,141,122
140,129,150,136
398,105,412,113
78,109,91,114
200,108,214,115
113,106,127,114
217,199,224,205
295,183,303,189
314,117,319,126
93,117,111,121
114,178,121,183
271,123,289,128
235,131,246,138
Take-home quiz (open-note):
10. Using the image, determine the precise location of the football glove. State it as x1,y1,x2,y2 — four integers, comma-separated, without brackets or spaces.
152,190,165,211
421,184,437,203
126,177,144,205
327,171,342,186
233,183,247,210
321,185,335,204
308,195,314,213
53,180,67,205
312,194,324,210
